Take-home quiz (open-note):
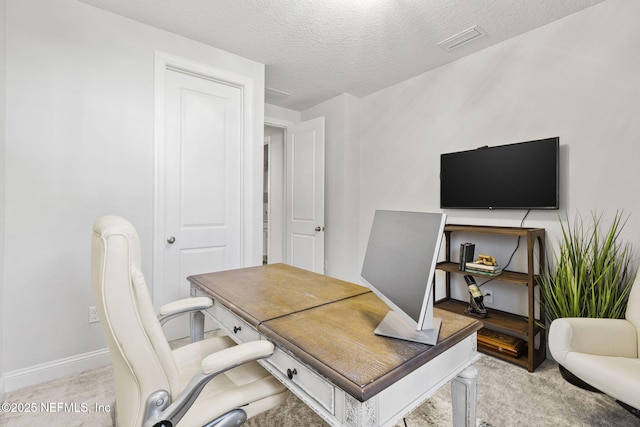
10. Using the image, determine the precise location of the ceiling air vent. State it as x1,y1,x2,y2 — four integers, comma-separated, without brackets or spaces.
266,87,291,98
438,26,486,51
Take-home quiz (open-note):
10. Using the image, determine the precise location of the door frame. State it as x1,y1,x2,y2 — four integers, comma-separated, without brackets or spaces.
264,117,294,265
153,51,259,306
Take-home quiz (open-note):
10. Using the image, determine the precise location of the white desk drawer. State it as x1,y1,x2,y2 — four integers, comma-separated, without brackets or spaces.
212,302,260,343
267,346,334,414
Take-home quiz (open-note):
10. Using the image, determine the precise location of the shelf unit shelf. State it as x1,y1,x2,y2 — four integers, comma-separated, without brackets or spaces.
435,224,546,372
477,343,529,369
436,262,531,286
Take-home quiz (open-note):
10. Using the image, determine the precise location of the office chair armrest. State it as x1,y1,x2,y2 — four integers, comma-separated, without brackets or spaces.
202,340,275,374
143,340,276,427
158,296,213,343
157,296,213,325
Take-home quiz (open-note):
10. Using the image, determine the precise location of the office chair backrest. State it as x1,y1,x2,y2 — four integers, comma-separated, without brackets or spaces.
91,216,180,426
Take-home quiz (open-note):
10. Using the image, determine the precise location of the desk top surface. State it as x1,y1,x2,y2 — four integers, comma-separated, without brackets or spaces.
188,263,370,326
188,263,482,401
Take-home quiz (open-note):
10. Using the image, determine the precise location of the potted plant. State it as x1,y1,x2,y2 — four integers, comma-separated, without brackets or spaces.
539,211,637,387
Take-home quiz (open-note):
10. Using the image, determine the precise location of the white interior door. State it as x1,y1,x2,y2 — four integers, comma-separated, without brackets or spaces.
285,117,325,273
159,67,243,337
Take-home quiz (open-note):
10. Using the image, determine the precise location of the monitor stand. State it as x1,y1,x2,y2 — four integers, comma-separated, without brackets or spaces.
374,311,442,345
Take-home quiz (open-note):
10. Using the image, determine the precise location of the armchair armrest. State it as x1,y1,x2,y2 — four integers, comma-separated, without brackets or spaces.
142,340,276,427
549,317,638,365
158,296,213,325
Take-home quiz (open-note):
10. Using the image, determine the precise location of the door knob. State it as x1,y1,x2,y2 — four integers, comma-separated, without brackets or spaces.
167,236,176,244
314,226,324,232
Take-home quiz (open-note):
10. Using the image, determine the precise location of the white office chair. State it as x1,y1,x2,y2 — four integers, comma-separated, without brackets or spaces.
91,216,288,427
549,274,640,410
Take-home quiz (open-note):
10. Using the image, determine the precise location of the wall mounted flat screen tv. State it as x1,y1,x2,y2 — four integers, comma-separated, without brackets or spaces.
440,137,559,210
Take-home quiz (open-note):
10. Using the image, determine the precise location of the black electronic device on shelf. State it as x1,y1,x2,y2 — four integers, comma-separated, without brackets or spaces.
459,243,475,271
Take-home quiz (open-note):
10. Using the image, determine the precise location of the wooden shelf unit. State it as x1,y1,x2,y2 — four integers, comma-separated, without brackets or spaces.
435,224,546,372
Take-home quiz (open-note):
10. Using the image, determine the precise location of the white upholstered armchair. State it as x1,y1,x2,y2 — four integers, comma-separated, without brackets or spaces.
549,274,640,410
91,216,288,427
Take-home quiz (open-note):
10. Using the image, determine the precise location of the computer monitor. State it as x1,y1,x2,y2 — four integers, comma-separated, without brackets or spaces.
361,210,447,345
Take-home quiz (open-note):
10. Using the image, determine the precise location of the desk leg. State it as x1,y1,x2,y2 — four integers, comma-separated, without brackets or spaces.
451,365,478,427
344,394,377,427
190,311,205,343
189,285,205,342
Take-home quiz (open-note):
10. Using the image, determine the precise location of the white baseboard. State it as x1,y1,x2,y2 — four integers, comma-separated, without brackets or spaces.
3,348,111,393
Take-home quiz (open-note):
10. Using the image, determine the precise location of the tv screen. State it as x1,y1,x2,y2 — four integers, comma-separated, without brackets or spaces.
440,137,559,210
361,210,446,344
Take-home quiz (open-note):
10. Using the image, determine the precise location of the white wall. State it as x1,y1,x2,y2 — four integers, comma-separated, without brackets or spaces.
358,0,640,313
302,94,361,282
3,0,264,389
0,0,7,398
265,103,301,124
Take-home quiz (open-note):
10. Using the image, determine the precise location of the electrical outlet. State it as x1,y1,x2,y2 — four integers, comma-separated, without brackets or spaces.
483,290,493,304
88,306,100,323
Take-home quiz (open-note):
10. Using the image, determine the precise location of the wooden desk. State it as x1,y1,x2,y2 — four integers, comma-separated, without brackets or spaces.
189,264,482,427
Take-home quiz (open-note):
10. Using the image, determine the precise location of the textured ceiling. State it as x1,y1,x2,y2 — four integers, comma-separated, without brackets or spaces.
78,0,605,111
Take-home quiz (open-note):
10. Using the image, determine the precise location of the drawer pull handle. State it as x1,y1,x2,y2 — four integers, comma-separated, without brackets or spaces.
233,326,242,334
287,368,297,380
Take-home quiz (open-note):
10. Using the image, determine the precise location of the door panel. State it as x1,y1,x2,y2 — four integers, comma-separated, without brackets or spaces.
286,117,325,274
291,234,316,272
292,135,316,220
179,87,234,227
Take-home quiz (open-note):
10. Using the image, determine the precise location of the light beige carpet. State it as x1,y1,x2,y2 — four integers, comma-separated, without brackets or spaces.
1,353,637,426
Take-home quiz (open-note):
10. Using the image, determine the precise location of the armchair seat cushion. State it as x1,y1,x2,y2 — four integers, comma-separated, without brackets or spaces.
562,353,640,409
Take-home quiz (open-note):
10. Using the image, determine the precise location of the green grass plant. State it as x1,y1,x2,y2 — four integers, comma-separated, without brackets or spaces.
540,211,636,324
